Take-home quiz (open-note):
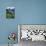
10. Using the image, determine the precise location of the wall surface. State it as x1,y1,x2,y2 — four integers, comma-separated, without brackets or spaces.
16,0,46,24
0,0,18,44
0,0,46,44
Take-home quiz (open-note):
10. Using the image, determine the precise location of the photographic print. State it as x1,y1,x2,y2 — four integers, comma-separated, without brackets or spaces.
6,7,15,19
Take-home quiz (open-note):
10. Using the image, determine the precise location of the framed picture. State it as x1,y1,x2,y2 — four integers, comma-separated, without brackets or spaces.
6,7,15,19
18,24,46,41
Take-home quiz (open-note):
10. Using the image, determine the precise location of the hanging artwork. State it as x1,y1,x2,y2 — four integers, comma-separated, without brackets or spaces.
8,32,16,46
18,25,46,41
6,7,15,19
